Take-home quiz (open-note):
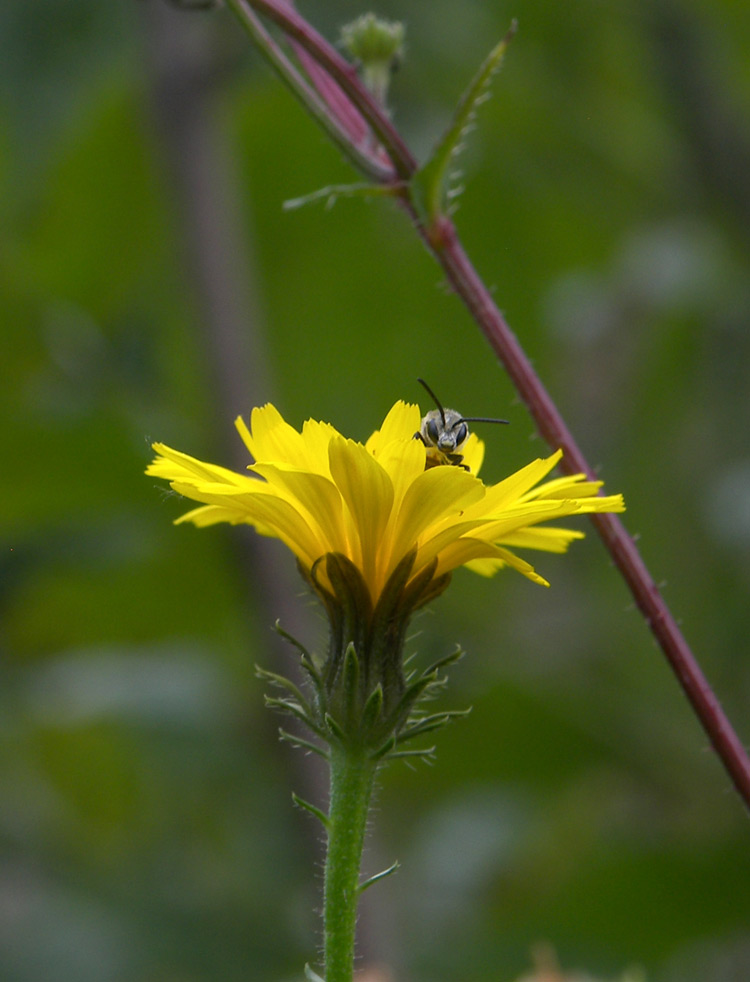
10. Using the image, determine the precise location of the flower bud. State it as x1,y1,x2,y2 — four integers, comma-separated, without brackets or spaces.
340,13,405,107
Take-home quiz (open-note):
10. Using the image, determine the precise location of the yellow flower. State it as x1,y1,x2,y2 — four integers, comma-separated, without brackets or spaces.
147,401,624,606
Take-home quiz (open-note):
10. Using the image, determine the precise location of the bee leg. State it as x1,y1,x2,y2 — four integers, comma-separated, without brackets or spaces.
414,431,428,445
445,453,468,470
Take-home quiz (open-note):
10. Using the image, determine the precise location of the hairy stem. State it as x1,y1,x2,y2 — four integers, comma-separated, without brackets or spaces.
323,747,378,982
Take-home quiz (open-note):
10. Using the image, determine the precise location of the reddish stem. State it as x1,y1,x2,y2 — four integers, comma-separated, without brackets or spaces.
238,0,750,810
428,217,750,808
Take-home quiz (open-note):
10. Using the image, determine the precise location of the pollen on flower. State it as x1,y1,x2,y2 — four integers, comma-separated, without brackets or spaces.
146,400,625,607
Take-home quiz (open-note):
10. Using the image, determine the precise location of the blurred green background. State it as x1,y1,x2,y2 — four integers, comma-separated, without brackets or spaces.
2,0,749,979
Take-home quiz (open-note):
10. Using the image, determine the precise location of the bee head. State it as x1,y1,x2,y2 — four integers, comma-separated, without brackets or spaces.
416,378,509,457
421,408,469,452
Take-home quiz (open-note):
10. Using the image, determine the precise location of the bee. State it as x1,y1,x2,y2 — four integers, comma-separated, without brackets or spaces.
414,378,509,470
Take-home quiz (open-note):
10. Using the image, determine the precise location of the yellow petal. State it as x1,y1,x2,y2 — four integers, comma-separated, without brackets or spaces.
148,443,255,488
366,401,421,455
234,415,255,459
175,504,248,528
429,536,505,575
251,463,347,555
412,517,492,574
462,545,550,586
387,466,484,572
469,500,578,543
574,493,625,514
328,437,394,591
171,482,325,565
428,536,551,586
244,404,307,465
499,526,585,553
300,419,341,473
520,473,602,500
468,450,562,514
372,436,425,513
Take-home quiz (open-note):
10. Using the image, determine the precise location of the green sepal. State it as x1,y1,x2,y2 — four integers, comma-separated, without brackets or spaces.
360,683,384,734
324,712,348,745
387,745,436,762
255,664,310,710
367,548,418,701
326,553,373,627
422,644,465,677
397,557,445,616
278,728,329,759
299,657,324,698
283,182,402,212
397,707,472,744
411,571,452,612
264,696,326,738
411,21,517,227
342,642,361,725
372,547,417,620
304,557,340,639
384,673,438,732
273,620,323,681
370,733,396,761
358,859,400,894
301,556,333,602
304,964,326,982
381,644,464,733
321,553,373,691
292,792,331,830
273,619,314,662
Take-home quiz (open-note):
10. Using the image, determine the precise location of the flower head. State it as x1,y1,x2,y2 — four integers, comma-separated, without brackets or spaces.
147,400,624,606
148,400,624,750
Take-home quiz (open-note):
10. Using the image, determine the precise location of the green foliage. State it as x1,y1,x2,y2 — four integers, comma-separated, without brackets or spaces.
2,1,750,980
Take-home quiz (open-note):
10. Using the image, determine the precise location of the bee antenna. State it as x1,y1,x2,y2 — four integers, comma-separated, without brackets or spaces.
457,416,510,427
416,378,446,426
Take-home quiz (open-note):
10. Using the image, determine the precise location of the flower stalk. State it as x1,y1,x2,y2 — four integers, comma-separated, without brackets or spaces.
323,745,378,982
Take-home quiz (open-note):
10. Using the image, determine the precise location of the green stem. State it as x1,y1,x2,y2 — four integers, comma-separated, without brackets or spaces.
323,746,378,982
